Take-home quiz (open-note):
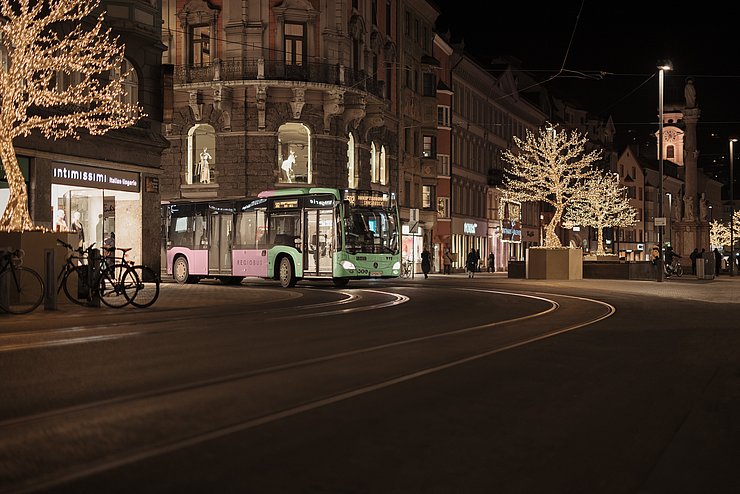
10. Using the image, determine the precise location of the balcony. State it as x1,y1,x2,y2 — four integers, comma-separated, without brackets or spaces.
173,59,385,100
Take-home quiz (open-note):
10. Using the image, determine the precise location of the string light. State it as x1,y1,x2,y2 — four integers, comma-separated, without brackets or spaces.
501,124,602,248
0,0,144,232
563,171,637,256
710,212,740,250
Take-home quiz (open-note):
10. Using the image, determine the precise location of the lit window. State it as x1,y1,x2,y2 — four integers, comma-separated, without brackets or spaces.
278,123,311,184
347,133,357,188
187,124,216,185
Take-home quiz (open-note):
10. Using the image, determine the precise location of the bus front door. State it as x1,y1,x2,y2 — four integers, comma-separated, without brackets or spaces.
304,209,334,276
208,213,234,275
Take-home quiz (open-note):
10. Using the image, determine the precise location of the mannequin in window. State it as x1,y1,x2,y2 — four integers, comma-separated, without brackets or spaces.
71,211,84,247
281,150,296,183
198,147,212,184
55,209,68,232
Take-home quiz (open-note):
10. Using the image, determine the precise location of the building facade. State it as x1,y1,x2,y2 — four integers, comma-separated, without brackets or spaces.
160,0,400,205
1,0,167,269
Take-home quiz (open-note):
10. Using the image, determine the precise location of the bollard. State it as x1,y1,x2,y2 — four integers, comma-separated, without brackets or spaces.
44,248,57,310
88,248,101,307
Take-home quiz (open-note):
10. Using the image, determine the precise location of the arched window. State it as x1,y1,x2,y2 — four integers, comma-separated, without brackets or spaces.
380,145,387,185
277,123,311,184
666,145,675,159
118,58,139,107
187,124,216,185
370,142,378,183
347,133,357,188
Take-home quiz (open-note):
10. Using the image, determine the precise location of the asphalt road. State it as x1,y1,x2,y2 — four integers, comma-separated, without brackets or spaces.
1,274,739,493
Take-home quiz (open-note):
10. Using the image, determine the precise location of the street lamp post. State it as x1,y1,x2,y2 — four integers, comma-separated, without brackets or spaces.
657,60,672,282
730,138,737,276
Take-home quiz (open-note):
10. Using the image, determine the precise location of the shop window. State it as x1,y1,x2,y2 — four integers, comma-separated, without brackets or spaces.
277,123,311,184
187,124,216,185
347,133,357,188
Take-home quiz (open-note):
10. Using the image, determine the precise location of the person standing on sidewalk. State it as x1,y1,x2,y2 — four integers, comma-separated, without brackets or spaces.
466,248,478,278
421,248,431,279
714,248,722,275
487,252,495,273
443,247,452,275
689,248,699,275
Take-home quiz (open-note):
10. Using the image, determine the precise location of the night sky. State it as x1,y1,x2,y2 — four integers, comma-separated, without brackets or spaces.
433,1,740,176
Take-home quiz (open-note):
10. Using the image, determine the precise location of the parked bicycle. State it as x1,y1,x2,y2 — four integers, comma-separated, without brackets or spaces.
107,247,160,309
0,247,45,314
57,239,135,308
399,259,413,279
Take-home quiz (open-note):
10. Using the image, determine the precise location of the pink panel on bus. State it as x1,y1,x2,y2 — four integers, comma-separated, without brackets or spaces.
232,249,269,277
167,248,209,275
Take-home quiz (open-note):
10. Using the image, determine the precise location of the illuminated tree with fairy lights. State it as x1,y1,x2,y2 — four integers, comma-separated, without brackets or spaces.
710,220,729,249
0,0,142,231
710,212,740,250
502,124,602,248
563,170,637,256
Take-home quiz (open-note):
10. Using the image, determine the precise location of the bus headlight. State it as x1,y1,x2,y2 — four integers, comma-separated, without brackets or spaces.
340,260,356,271
392,261,401,270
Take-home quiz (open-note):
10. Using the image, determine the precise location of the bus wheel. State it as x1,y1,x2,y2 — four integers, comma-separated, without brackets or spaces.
278,257,297,288
173,256,190,284
333,278,349,288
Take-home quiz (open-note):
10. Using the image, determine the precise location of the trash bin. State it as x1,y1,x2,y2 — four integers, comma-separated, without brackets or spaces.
698,256,715,280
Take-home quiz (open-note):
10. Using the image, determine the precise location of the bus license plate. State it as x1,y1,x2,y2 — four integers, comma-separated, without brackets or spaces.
371,271,382,277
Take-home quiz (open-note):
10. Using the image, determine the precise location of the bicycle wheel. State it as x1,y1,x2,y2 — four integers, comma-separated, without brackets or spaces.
99,263,136,308
124,265,160,308
676,264,683,277
61,265,89,306
0,266,45,314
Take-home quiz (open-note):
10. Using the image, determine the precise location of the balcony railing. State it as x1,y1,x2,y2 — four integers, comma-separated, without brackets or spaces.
173,59,385,99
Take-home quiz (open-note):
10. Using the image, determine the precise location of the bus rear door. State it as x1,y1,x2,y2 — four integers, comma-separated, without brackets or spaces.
208,211,234,276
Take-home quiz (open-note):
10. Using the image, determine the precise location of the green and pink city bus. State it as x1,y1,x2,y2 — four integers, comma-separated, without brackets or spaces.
162,188,401,287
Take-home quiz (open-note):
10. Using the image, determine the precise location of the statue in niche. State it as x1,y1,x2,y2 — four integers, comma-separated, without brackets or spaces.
281,150,296,183
683,194,695,222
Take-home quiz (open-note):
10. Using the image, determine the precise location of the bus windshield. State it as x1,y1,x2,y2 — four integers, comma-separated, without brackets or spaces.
344,205,398,255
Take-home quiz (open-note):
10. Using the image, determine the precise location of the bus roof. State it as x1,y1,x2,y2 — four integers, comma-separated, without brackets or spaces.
257,188,342,199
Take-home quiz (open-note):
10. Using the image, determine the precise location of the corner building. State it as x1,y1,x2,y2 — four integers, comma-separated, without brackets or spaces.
160,0,406,203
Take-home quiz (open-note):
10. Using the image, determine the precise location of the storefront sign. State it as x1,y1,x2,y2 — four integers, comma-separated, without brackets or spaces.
52,163,140,192
145,176,159,193
463,222,478,234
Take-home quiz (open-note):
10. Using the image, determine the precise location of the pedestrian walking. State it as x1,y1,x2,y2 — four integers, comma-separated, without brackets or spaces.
466,248,477,278
421,248,431,279
443,248,452,275
689,248,699,275
487,252,495,273
714,248,722,276
475,249,481,272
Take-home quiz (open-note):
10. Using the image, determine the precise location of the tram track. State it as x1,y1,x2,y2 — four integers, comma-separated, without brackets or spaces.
0,289,614,494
